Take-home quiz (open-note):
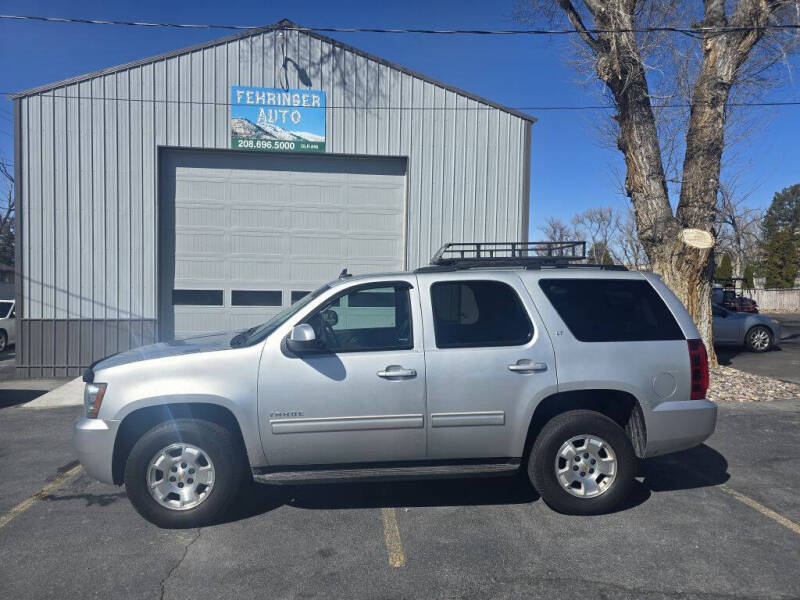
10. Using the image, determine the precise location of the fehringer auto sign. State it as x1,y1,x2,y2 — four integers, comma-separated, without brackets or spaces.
230,85,326,153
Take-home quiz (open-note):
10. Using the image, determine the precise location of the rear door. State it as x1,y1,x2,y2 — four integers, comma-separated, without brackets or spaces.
418,272,557,460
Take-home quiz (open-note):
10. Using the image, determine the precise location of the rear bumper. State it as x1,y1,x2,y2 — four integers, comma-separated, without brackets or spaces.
73,417,120,484
642,399,717,458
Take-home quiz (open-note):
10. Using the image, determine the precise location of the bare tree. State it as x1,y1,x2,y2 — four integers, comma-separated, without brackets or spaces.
0,163,12,235
716,179,763,278
618,207,651,269
539,216,575,242
516,0,799,362
0,162,13,268
571,206,621,263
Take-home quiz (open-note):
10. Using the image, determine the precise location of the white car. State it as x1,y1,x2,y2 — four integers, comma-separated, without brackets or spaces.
0,299,15,352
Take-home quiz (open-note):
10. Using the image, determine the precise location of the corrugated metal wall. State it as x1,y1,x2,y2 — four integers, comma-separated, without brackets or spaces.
14,24,532,377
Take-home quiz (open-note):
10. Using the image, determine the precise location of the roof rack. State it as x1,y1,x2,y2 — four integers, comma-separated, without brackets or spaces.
418,241,627,272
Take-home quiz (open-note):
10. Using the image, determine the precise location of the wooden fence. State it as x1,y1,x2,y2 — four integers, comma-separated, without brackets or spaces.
750,289,800,312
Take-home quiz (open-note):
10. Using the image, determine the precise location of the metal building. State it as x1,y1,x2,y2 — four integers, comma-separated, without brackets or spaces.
10,19,534,377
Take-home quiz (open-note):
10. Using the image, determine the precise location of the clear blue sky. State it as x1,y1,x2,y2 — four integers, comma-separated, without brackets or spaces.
1,0,799,235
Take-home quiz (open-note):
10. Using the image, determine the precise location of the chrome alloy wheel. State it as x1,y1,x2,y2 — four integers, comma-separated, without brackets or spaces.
554,435,617,498
748,328,770,351
146,443,215,511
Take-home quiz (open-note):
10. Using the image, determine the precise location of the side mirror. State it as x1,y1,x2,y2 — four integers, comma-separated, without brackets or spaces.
286,324,322,354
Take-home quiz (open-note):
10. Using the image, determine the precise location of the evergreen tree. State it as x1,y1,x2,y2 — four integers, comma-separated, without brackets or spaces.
763,230,799,288
743,264,755,289
760,184,800,288
716,254,733,280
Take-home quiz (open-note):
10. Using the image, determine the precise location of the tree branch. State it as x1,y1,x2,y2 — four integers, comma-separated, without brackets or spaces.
557,0,603,52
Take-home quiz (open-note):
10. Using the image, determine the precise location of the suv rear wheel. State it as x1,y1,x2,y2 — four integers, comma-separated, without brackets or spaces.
528,410,635,515
124,418,245,528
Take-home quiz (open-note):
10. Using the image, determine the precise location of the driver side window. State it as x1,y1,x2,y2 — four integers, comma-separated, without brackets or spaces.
305,283,413,353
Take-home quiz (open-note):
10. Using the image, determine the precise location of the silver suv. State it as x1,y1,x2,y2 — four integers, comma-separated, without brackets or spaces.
74,244,717,528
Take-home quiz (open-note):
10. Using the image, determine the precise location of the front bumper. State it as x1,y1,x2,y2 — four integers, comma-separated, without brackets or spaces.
643,399,717,458
73,417,120,484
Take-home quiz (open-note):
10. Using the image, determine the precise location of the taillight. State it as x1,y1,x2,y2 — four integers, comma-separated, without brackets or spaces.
687,339,709,400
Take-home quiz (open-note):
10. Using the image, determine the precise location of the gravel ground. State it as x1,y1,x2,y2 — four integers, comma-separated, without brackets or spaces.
709,365,800,402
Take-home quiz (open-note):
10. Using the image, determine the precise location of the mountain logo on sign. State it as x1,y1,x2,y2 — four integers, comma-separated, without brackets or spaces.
231,118,325,143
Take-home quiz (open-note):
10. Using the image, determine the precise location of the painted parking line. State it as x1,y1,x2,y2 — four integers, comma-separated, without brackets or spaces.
380,507,406,567
0,464,83,530
720,485,800,536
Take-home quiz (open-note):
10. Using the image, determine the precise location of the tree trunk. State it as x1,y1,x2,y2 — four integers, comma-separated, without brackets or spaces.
546,0,777,369
732,252,744,280
650,229,717,365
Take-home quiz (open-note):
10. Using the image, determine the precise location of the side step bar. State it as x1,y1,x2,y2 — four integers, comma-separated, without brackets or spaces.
252,460,521,485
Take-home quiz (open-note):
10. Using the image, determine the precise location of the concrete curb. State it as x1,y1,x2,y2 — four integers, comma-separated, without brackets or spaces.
19,377,84,409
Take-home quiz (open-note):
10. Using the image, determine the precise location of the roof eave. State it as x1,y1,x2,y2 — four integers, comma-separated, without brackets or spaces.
7,18,536,123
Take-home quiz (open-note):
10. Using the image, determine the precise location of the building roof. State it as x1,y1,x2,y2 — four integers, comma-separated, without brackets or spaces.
8,19,536,123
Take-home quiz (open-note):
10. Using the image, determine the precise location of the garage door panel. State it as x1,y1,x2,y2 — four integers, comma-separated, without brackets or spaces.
346,237,402,259
176,231,228,255
176,205,229,227
229,182,293,206
174,308,229,340
346,211,404,233
230,260,284,282
347,185,404,208
230,207,287,229
290,235,344,258
176,179,229,203
161,151,406,339
229,233,284,255
290,209,343,231
228,310,281,331
175,259,228,281
290,184,344,207
289,260,353,283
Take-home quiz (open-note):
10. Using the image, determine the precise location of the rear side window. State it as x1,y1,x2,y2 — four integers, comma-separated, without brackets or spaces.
431,280,533,348
538,279,684,342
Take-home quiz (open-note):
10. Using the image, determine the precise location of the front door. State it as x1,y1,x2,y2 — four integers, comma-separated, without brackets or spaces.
257,278,426,465
713,305,741,343
418,272,558,460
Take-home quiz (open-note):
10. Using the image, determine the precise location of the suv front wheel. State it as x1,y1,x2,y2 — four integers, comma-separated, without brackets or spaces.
528,410,636,515
124,418,245,528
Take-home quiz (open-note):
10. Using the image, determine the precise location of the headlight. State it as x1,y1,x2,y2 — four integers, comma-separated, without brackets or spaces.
84,383,107,418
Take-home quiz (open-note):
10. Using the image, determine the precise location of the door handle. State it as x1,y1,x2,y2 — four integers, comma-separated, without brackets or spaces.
377,366,417,378
508,360,547,373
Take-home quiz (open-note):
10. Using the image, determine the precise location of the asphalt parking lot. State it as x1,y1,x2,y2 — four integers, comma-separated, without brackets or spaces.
1,399,799,599
717,313,800,384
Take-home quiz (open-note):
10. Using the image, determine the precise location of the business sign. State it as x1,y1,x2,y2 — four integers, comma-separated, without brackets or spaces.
230,86,326,153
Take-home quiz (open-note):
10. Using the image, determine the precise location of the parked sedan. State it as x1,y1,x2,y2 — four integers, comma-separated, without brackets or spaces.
0,299,15,352
713,304,780,352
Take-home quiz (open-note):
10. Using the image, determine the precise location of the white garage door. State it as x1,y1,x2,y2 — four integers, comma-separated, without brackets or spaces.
159,150,407,340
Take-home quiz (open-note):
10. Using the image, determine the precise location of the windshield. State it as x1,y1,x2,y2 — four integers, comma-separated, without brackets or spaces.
0,301,12,319
231,284,330,347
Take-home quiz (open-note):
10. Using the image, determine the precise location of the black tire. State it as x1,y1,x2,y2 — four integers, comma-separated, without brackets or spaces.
0,330,6,353
744,325,772,353
528,410,636,515
124,418,245,528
